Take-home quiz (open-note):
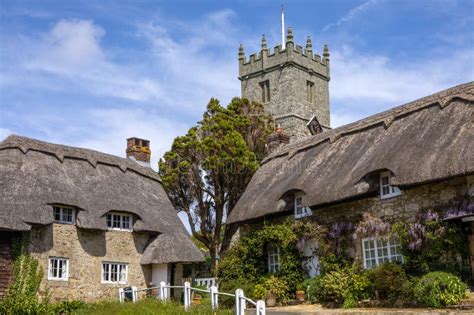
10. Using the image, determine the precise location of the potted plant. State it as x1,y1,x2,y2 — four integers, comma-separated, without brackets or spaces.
296,283,305,303
265,291,277,307
192,292,203,305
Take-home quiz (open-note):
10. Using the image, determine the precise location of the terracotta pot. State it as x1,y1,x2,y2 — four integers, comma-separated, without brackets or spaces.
266,292,277,307
296,290,305,302
192,293,203,305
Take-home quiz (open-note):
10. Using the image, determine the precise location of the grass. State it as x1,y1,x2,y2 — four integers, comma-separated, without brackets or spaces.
71,298,233,315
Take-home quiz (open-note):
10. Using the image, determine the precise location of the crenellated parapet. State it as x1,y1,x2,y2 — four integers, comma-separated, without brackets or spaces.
238,27,330,81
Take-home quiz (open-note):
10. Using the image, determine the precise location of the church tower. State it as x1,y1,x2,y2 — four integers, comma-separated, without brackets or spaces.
238,27,330,141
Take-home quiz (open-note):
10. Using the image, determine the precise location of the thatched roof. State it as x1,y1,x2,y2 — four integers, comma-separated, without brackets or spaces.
228,82,474,224
0,135,204,263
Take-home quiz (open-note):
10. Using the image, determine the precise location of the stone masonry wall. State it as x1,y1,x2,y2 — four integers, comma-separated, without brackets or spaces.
239,44,330,142
240,176,470,262
29,224,152,302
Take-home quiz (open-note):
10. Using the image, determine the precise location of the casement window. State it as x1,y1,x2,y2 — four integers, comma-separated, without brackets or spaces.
306,81,315,103
267,244,280,273
260,80,270,103
379,171,401,199
362,237,403,269
295,193,312,219
102,262,128,284
106,213,132,231
53,206,75,224
48,257,69,281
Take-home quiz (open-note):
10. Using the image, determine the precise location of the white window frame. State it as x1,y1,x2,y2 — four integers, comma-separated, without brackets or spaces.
48,257,69,281
294,192,312,219
361,237,403,269
101,262,128,284
106,212,133,231
379,171,401,199
53,206,76,224
267,244,280,273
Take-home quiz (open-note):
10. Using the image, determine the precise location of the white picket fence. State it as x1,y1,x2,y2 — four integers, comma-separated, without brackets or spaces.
194,277,217,288
118,281,265,315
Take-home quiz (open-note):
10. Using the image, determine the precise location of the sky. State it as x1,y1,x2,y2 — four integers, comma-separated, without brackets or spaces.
1,0,473,168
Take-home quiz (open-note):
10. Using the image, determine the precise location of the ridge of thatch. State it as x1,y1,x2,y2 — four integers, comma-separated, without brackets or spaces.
227,81,474,224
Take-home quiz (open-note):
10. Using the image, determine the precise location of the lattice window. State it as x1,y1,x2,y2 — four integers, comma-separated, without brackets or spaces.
362,237,403,269
48,257,69,281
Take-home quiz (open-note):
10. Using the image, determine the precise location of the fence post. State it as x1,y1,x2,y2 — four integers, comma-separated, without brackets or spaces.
210,285,218,309
235,289,245,315
118,288,124,303
256,300,266,315
159,281,167,302
131,286,138,303
184,281,191,310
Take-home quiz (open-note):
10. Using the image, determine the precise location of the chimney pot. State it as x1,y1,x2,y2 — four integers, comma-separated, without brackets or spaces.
267,128,290,154
126,137,151,166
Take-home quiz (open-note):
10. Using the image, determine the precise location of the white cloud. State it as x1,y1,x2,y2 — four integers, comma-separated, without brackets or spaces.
73,108,190,169
329,45,474,123
323,0,381,32
17,19,165,102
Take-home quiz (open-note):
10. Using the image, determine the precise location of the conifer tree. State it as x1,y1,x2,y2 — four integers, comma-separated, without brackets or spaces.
159,98,272,271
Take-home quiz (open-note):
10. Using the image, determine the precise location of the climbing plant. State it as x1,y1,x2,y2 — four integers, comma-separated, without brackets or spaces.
0,234,49,314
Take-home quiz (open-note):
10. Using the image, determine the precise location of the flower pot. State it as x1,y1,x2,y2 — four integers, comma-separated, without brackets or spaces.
296,290,305,302
265,292,277,307
192,293,202,305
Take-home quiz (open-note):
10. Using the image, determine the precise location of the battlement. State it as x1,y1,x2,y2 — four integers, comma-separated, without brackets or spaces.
238,28,330,80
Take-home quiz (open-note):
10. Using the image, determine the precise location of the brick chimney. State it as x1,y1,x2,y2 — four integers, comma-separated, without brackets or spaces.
126,137,151,167
266,127,290,154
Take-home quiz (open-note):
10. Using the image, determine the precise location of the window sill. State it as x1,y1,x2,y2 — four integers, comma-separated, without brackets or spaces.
380,193,401,200
47,278,69,282
107,228,133,232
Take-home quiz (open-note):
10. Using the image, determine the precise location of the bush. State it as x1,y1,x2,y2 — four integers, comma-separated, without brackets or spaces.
413,271,467,307
218,220,305,301
303,276,322,303
305,266,369,308
367,263,408,302
0,238,50,315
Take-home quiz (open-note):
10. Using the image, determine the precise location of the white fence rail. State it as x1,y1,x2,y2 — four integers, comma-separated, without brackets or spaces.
118,281,265,315
194,277,217,288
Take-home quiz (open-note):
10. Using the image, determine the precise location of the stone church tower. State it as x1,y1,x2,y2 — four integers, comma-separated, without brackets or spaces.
238,27,330,141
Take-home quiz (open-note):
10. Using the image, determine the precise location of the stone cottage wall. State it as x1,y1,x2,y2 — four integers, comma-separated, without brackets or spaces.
29,224,152,302
239,176,470,265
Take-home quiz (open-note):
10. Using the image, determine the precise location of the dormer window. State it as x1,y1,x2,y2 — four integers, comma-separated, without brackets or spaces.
53,206,75,224
295,192,312,218
106,212,132,231
380,171,401,199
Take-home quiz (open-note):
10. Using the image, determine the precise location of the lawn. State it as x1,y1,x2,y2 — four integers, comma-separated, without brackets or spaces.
71,299,233,315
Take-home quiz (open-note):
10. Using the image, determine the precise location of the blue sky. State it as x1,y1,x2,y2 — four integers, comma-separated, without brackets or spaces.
1,0,473,167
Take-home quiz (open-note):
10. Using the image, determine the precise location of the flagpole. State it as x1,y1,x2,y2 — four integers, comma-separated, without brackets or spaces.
281,4,285,49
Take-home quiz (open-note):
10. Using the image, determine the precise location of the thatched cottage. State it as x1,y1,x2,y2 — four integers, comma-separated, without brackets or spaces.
0,135,204,301
228,79,473,280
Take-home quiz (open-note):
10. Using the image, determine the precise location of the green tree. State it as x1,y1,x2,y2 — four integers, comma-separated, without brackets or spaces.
159,98,273,271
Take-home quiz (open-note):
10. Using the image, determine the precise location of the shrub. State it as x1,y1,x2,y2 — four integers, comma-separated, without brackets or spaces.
306,266,369,308
0,238,50,315
367,263,408,302
303,276,322,303
260,275,289,302
218,220,305,301
413,271,467,307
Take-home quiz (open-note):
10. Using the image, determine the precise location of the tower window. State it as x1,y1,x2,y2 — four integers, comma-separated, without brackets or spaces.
260,80,270,103
307,81,315,103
